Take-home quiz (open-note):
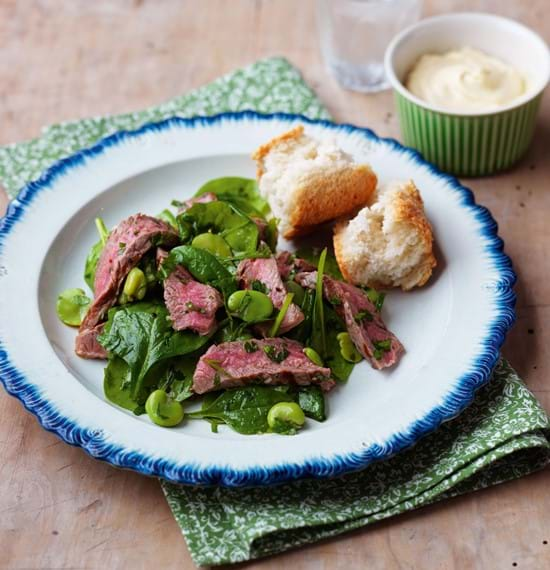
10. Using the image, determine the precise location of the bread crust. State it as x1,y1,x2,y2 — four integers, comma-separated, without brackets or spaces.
252,126,378,239
334,180,437,290
285,164,377,238
252,125,305,178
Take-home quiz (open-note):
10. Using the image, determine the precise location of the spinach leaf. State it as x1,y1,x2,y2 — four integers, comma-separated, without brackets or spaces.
157,209,177,229
188,386,294,435
296,386,326,422
102,300,164,336
265,218,279,252
194,177,270,218
98,306,210,399
84,241,103,291
83,218,110,292
103,356,138,412
296,246,343,280
159,358,196,403
179,201,259,256
215,319,253,343
159,245,236,299
310,248,327,358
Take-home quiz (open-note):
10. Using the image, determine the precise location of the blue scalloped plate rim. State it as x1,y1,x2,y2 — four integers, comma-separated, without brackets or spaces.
0,111,516,487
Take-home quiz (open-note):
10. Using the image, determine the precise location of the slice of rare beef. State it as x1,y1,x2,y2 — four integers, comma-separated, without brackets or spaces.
236,257,304,334
177,192,218,213
275,251,315,280
295,271,404,370
192,338,335,394
76,214,178,358
164,265,223,336
74,324,107,359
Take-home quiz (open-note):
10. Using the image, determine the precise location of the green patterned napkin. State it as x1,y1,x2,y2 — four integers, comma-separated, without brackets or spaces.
1,57,548,567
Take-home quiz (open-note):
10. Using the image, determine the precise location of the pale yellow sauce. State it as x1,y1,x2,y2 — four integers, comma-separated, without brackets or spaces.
406,47,527,112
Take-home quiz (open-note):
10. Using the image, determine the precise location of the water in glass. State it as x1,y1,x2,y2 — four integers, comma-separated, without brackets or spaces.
317,0,422,93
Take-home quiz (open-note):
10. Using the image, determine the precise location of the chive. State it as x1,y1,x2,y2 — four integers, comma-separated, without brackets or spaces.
269,292,294,337
251,280,269,294
354,310,373,323
312,248,327,357
366,288,385,312
372,339,392,360
95,217,109,246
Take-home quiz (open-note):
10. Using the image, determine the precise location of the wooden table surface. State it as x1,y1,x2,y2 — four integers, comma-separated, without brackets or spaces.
1,1,549,568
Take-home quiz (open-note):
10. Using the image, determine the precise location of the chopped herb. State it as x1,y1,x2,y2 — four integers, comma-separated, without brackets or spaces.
372,339,392,360
251,280,269,294
366,288,385,312
118,242,126,254
354,310,373,323
328,296,342,306
263,344,289,363
171,199,185,208
244,340,258,353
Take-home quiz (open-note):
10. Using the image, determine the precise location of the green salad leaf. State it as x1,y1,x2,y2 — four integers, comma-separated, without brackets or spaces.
83,218,110,292
99,305,210,400
159,245,237,299
160,358,197,403
194,177,271,219
215,318,253,343
188,386,295,435
296,386,326,422
296,246,343,280
179,201,259,256
104,356,138,412
157,208,178,229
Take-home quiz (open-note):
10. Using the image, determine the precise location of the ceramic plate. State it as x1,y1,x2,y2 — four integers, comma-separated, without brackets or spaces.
0,112,515,486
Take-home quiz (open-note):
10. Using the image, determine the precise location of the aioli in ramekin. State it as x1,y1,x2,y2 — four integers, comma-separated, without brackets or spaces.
406,47,527,113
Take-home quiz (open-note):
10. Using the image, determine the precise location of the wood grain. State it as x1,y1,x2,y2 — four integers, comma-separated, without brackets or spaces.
1,1,549,568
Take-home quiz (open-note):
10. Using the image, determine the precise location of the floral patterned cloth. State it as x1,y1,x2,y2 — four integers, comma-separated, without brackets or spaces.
1,57,548,567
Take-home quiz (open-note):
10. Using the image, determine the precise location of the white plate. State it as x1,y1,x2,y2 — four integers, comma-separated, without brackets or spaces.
0,112,515,486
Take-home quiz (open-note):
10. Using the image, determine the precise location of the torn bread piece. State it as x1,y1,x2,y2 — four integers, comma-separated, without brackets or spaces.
334,180,436,291
252,126,377,238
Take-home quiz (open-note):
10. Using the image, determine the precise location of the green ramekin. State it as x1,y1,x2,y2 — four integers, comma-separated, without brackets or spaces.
384,13,550,177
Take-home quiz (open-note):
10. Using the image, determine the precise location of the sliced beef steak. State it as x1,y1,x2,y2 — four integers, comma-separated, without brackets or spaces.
177,192,217,213
74,324,107,359
275,251,315,280
295,271,404,370
193,338,335,394
164,265,223,336
76,214,178,358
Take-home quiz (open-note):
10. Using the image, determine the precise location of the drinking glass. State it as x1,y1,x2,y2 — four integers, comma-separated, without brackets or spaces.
317,0,422,93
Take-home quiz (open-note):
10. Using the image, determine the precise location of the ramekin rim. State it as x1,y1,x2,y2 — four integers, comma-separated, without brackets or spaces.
384,12,550,117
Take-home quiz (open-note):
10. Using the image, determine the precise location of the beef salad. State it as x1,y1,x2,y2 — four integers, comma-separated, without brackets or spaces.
56,177,404,435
